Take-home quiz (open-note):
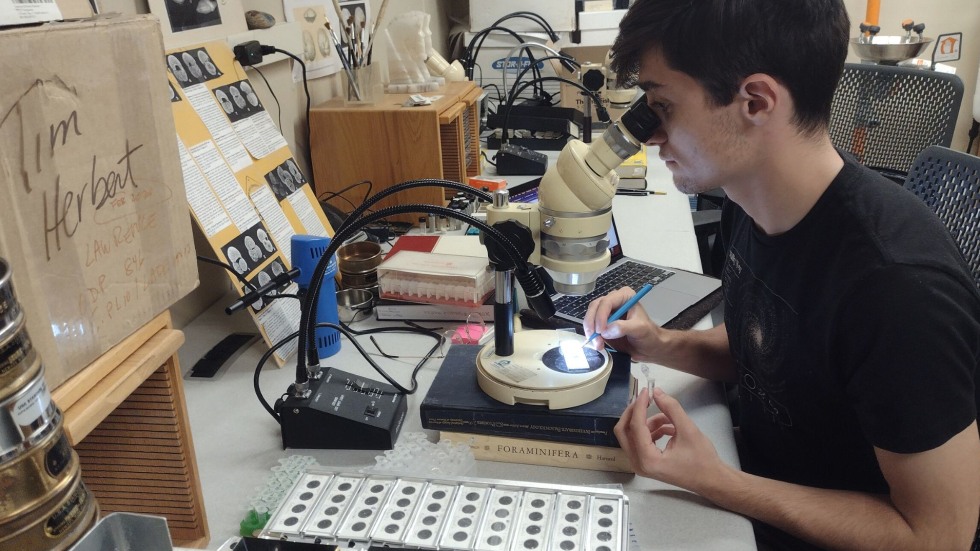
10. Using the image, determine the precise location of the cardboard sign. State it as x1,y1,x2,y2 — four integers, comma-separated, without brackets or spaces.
0,15,199,388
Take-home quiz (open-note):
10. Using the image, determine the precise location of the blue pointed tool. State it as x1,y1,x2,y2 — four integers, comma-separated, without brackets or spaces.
583,282,655,347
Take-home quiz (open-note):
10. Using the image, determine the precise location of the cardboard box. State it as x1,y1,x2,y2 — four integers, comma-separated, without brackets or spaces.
0,0,93,27
0,14,199,389
467,0,576,32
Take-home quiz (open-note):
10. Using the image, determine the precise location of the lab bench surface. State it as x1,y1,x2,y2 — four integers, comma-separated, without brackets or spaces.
176,156,755,550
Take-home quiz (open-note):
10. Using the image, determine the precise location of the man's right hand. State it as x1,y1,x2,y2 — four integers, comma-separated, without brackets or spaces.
582,286,665,361
583,287,736,383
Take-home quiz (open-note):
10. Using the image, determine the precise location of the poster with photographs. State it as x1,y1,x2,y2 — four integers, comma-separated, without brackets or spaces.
169,81,181,103
163,0,222,33
213,81,262,121
221,222,278,278
167,47,224,88
244,259,290,313
281,0,365,80
213,79,288,158
150,0,247,49
264,158,309,201
168,40,335,366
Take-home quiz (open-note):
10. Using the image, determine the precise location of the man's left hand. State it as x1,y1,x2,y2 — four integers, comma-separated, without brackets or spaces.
614,387,733,494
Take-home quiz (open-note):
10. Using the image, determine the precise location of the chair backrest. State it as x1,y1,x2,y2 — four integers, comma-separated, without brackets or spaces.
830,63,964,179
903,145,980,289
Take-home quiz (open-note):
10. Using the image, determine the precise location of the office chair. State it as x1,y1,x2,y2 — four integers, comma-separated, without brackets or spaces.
903,145,980,289
829,63,964,184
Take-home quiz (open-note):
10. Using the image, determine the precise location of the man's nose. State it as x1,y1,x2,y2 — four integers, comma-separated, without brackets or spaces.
644,126,667,146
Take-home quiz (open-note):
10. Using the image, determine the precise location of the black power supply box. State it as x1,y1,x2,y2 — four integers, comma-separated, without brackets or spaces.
277,368,406,450
495,143,548,175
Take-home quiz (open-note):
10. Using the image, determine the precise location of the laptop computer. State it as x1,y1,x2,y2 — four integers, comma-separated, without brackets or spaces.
508,179,722,326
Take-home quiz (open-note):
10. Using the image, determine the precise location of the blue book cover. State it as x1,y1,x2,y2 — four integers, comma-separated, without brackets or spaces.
420,344,631,447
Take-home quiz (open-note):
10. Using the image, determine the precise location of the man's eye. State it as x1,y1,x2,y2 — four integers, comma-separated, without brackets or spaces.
646,99,669,114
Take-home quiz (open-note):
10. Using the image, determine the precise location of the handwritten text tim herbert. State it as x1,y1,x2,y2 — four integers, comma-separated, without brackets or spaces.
3,80,189,331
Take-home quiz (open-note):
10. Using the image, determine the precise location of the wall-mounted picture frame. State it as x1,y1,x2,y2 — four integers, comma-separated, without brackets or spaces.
149,0,248,49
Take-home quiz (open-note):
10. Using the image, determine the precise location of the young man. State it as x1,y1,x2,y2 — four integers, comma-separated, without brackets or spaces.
583,0,980,549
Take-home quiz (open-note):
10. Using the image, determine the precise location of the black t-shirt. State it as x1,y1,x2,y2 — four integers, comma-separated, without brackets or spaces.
721,156,980,499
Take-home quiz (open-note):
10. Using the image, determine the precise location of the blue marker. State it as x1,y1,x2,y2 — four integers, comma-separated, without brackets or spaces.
583,282,655,347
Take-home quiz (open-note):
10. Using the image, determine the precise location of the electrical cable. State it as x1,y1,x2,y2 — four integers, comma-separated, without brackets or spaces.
253,321,444,424
481,83,505,106
340,179,493,226
296,201,547,385
498,76,609,149
317,179,374,214
481,150,497,166
268,46,314,188
197,255,256,291
247,63,282,132
462,25,535,93
506,54,581,102
315,178,401,243
491,12,559,42
202,253,302,315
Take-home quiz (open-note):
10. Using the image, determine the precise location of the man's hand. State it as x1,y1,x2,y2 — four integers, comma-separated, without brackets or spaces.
614,387,733,494
583,286,662,361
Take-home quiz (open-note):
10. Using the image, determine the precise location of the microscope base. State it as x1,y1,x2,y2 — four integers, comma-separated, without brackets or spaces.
476,330,612,410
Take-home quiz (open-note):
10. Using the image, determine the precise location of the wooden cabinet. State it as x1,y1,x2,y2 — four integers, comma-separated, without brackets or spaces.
310,81,482,224
52,311,210,548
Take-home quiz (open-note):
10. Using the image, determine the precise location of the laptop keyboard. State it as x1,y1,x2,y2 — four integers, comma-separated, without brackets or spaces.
553,261,675,319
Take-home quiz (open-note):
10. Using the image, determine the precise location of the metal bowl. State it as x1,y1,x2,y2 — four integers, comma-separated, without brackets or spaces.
849,36,933,64
336,287,375,320
337,240,383,275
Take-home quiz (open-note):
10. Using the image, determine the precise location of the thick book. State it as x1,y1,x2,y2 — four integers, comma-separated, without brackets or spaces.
614,146,647,179
440,431,633,473
374,295,495,322
616,177,647,190
419,344,631,447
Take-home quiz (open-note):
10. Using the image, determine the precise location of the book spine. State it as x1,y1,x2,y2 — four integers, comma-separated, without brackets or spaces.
440,432,633,473
374,303,494,321
420,409,620,447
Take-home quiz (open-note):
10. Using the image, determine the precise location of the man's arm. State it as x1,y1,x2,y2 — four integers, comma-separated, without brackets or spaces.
583,286,737,382
710,422,980,551
618,389,980,551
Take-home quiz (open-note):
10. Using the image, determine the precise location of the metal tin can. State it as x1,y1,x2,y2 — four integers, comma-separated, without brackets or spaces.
0,365,59,464
0,467,98,551
0,258,21,331
0,410,77,523
0,311,38,391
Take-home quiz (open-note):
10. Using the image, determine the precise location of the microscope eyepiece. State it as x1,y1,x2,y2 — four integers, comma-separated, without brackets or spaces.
620,96,661,143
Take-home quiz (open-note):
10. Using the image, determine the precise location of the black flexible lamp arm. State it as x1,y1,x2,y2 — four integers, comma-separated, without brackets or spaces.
337,179,493,233
499,76,610,146
506,54,581,103
462,25,527,80
491,12,559,42
295,204,555,391
488,13,578,75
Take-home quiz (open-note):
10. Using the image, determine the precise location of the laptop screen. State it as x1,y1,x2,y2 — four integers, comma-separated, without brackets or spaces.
506,178,623,263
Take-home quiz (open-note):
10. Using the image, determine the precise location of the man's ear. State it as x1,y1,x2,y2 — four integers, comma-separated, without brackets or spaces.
738,74,779,124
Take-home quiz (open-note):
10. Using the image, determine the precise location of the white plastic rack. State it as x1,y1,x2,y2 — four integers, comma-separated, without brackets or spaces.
260,468,630,551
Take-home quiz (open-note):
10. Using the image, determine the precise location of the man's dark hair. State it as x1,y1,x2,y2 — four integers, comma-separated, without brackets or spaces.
610,0,850,134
